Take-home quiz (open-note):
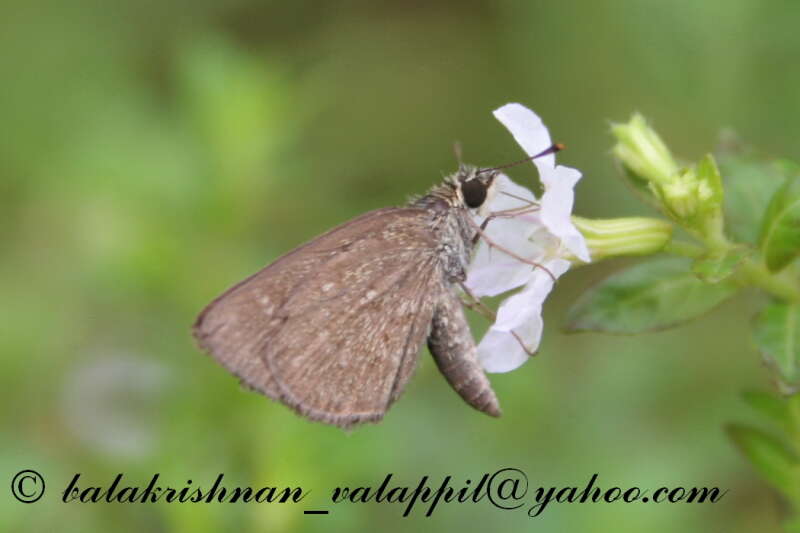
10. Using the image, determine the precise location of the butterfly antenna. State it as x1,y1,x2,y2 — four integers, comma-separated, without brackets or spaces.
453,141,464,169
478,143,565,174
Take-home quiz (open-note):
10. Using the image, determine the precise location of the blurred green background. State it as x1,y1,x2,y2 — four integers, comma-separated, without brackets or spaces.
3,0,799,531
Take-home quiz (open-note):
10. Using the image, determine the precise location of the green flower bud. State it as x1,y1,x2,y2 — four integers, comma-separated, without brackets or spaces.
572,216,673,261
651,154,725,241
657,168,702,219
612,114,679,185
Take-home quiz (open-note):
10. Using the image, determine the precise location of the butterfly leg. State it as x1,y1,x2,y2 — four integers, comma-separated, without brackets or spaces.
427,290,501,417
457,281,535,357
471,195,539,246
467,216,555,281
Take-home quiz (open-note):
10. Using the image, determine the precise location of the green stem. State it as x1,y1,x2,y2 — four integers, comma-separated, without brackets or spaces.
700,214,731,254
786,396,800,454
663,240,705,258
739,258,800,304
665,239,800,303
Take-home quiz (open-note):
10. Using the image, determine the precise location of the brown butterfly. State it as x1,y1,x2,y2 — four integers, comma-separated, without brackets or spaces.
193,147,557,428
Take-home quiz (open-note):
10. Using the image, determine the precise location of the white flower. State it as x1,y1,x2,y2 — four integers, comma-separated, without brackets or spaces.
466,103,590,373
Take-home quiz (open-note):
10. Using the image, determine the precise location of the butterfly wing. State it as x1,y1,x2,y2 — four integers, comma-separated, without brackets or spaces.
193,207,444,427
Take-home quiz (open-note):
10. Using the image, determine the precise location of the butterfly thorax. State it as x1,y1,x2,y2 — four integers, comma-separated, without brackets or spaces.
408,174,490,284
408,182,461,211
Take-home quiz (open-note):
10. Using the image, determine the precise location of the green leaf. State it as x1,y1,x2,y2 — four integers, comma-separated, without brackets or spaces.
692,247,750,283
717,147,788,244
759,174,800,272
753,301,800,392
726,424,800,502
742,390,793,432
696,153,724,209
565,257,738,334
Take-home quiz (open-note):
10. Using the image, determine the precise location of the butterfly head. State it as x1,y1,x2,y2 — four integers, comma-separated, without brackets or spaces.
449,142,564,214
453,165,499,215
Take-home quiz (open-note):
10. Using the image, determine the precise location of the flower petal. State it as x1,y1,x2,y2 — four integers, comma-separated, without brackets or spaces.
492,259,570,331
477,259,570,373
539,165,591,262
486,173,537,213
475,327,539,374
466,174,545,297
493,103,555,177
466,258,536,298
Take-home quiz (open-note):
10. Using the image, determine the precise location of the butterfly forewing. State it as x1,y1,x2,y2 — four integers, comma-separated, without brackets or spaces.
193,207,443,427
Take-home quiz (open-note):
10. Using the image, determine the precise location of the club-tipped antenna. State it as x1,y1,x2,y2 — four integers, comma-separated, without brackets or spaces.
478,143,565,174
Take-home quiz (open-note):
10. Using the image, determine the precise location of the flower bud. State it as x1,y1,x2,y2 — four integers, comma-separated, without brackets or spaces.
653,154,724,233
612,114,679,185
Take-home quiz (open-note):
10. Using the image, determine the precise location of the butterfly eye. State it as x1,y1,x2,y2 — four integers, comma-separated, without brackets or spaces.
461,179,487,208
